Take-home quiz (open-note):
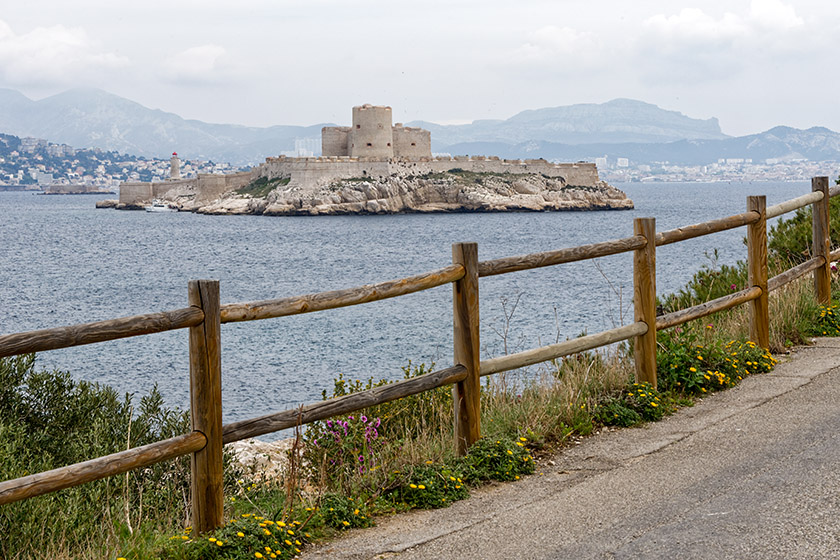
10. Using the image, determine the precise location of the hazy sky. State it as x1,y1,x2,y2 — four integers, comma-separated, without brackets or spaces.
1,0,837,136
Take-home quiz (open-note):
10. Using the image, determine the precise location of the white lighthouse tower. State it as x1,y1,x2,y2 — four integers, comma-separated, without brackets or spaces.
170,152,181,180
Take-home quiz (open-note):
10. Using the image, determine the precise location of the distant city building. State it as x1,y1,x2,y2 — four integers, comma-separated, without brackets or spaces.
280,138,320,158
616,158,629,168
595,156,608,168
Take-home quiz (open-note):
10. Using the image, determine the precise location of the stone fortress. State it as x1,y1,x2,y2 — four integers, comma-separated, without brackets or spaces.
117,104,632,214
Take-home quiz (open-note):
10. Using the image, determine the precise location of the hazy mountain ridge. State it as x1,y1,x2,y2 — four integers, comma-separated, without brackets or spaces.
0,88,837,166
0,88,325,165
440,125,840,165
413,98,728,147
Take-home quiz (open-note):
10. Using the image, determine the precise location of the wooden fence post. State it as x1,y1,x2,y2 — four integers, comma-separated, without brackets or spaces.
633,218,657,388
452,243,481,456
812,176,831,305
188,280,224,534
747,196,770,349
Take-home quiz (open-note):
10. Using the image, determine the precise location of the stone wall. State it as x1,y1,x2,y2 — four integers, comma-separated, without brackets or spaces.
393,125,431,160
119,173,251,206
321,127,350,157
119,181,154,205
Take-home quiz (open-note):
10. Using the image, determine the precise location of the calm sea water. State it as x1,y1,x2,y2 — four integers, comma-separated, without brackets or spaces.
0,181,807,430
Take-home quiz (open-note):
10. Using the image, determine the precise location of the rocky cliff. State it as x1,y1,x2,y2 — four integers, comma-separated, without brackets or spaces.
170,169,633,215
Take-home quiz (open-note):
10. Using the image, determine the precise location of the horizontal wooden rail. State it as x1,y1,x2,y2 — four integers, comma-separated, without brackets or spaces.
830,184,840,198
0,431,206,506
479,322,647,376
766,191,824,219
768,256,825,292
0,307,205,359
477,236,646,278
830,247,840,262
656,287,762,330
655,211,759,247
222,364,467,443
220,265,465,323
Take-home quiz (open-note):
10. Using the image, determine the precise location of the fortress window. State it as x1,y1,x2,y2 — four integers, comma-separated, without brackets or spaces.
356,124,361,129
387,143,391,147
367,143,372,147
411,142,416,146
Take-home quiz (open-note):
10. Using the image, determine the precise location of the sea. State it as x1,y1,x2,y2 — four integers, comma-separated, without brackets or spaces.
0,181,810,432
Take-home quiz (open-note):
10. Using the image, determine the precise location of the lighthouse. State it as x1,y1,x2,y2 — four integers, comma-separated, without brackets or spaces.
170,152,181,180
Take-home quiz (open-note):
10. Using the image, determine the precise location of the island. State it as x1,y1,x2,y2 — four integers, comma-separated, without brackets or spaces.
114,105,633,215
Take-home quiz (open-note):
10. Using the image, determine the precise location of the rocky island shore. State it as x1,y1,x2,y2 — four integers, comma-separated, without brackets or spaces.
160,167,633,216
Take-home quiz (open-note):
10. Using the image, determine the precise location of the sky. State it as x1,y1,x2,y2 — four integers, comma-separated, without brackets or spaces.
0,0,838,137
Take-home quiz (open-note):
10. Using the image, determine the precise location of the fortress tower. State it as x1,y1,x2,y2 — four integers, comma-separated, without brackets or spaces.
322,104,431,160
350,105,393,158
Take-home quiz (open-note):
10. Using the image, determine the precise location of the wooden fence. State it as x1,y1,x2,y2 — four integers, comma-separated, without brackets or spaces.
0,176,837,533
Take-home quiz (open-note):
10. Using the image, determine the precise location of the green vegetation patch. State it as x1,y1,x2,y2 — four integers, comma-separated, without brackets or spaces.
237,176,290,198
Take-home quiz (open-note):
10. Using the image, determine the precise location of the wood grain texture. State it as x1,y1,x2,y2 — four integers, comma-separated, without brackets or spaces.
480,322,647,377
768,257,824,292
633,218,657,387
452,243,481,455
766,190,823,219
830,184,840,199
747,196,770,349
812,177,831,305
222,365,467,443
0,307,204,358
655,211,759,247
220,265,464,323
656,287,762,331
476,236,646,278
0,431,205,506
188,280,224,534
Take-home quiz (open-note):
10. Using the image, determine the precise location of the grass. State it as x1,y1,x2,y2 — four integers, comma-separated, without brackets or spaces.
236,176,290,198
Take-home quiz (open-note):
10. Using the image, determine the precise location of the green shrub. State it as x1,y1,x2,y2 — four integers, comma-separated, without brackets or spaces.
0,355,240,559
160,514,309,560
390,463,469,509
596,382,664,427
812,304,840,336
656,329,776,395
769,191,840,265
660,250,748,313
456,436,535,484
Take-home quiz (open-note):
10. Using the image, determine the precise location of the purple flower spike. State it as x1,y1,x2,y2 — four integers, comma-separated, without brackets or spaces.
361,415,367,423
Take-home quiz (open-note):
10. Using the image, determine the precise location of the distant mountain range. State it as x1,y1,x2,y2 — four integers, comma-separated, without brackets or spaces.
0,88,838,166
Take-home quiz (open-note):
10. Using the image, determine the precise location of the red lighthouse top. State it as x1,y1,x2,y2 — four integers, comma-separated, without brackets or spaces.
172,152,178,156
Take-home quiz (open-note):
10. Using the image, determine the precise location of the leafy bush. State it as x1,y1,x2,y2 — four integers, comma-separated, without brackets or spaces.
812,304,840,336
390,463,469,509
160,514,309,560
316,494,373,530
596,382,664,427
0,355,240,559
769,180,840,265
659,250,748,313
456,436,535,484
303,414,385,494
656,329,776,395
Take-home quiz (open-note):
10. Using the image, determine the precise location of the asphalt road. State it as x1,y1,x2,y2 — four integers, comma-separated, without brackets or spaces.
301,339,840,560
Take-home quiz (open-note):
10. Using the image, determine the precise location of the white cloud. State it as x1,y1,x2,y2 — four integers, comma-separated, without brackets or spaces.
161,45,232,85
637,1,809,84
749,0,804,31
0,19,128,86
